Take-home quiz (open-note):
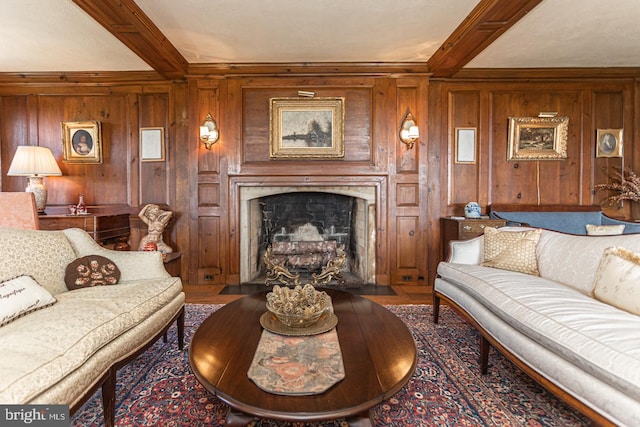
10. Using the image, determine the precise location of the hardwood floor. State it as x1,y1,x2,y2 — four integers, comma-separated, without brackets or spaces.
184,284,433,305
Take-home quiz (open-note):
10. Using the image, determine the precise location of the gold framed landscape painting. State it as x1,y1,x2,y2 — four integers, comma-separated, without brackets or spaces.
269,97,345,159
61,120,103,164
507,116,568,161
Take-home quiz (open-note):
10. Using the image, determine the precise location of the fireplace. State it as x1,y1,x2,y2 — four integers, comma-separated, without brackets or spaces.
239,185,376,285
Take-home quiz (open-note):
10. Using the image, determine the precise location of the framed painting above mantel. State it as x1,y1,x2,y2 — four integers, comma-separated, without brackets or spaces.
269,97,345,159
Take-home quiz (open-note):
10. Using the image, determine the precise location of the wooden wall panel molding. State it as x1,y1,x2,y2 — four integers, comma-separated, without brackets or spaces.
396,183,419,207
448,91,481,206
138,93,170,205
196,86,221,174
188,63,430,77
241,85,374,165
198,183,220,207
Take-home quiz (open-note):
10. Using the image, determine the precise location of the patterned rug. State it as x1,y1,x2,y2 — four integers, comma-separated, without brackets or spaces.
72,304,589,426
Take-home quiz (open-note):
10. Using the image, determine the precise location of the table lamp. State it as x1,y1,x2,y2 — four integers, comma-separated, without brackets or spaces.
7,145,62,214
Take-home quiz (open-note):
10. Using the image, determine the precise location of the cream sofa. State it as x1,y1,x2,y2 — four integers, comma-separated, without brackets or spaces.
0,227,185,427
434,227,640,426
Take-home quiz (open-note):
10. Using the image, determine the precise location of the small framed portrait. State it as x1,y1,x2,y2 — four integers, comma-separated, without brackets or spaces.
140,127,165,162
596,129,623,158
61,121,102,163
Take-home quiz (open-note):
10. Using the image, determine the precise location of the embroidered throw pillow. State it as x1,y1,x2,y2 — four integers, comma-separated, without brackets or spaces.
0,275,57,327
65,255,121,290
592,246,640,314
585,224,625,236
481,227,542,276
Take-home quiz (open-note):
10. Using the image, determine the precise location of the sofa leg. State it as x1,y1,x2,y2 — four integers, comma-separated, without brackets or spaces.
433,293,441,324
102,369,116,427
177,307,185,350
479,335,489,375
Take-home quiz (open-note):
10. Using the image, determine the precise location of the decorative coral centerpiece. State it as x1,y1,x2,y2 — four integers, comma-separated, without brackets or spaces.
266,284,330,328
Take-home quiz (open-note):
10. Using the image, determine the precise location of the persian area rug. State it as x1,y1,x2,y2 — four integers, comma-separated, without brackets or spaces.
72,304,589,426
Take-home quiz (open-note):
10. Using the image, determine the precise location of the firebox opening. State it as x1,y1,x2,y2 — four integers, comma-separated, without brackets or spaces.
239,186,376,287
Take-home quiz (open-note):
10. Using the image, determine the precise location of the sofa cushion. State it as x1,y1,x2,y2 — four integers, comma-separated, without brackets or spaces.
593,246,640,314
536,230,640,295
0,276,182,404
0,229,77,295
0,275,56,327
64,255,121,290
586,224,625,235
437,262,640,401
481,227,541,275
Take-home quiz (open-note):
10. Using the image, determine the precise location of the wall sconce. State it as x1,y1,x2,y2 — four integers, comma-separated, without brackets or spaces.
199,113,219,149
7,145,62,214
399,112,420,149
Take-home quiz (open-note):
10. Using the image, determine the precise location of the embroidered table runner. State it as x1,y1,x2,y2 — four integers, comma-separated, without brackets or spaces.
247,326,345,395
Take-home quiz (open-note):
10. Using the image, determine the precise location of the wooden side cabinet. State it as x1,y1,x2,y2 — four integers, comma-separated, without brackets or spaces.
39,213,130,249
441,217,507,261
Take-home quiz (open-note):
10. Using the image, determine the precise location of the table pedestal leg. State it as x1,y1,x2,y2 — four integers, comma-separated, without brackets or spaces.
225,408,373,427
346,410,373,427
225,409,255,427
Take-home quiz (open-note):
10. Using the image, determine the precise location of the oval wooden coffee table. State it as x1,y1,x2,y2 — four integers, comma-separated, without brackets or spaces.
189,288,417,426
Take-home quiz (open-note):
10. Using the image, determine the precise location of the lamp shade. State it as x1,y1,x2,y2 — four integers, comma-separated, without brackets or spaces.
7,146,62,177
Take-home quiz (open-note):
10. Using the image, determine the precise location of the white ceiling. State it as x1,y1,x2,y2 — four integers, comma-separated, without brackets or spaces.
0,0,639,73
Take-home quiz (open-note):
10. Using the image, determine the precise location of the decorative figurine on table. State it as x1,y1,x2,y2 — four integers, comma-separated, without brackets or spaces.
137,204,173,253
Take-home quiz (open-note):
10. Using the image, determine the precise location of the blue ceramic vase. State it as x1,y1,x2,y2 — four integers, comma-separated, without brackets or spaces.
464,202,481,219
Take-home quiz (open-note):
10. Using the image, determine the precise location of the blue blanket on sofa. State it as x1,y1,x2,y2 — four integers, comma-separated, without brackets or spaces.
489,210,640,235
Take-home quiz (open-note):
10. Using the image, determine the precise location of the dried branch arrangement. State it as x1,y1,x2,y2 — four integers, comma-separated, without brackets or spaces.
594,167,640,206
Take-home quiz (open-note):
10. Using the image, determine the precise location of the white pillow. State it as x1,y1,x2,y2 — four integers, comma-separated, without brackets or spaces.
592,247,640,314
0,275,57,327
586,224,625,236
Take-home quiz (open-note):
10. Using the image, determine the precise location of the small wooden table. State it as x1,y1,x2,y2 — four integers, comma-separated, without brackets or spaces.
441,216,507,260
189,289,417,426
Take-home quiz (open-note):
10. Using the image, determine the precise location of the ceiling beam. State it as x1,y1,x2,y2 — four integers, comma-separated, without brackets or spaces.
427,0,545,78
72,0,188,80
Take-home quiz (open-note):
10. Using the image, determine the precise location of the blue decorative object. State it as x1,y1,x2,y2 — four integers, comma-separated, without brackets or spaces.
464,202,481,218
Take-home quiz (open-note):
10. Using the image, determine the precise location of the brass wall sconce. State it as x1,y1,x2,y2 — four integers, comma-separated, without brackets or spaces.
199,113,219,149
399,112,420,149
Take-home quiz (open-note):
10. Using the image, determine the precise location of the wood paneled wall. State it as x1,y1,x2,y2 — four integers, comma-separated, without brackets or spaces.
191,75,429,287
1,71,638,290
0,81,181,251
431,79,637,218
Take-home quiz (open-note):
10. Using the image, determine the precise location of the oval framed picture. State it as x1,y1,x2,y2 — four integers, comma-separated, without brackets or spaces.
596,128,623,158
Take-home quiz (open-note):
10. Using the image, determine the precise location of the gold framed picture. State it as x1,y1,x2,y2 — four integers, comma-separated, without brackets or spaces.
61,121,103,164
269,97,345,159
596,128,623,158
140,127,165,162
507,116,568,161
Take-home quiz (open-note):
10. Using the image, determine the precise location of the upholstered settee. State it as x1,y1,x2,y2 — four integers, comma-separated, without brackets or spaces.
488,204,640,235
0,227,185,427
434,227,640,426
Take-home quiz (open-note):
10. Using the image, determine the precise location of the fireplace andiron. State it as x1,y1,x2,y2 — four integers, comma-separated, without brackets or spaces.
264,242,346,287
